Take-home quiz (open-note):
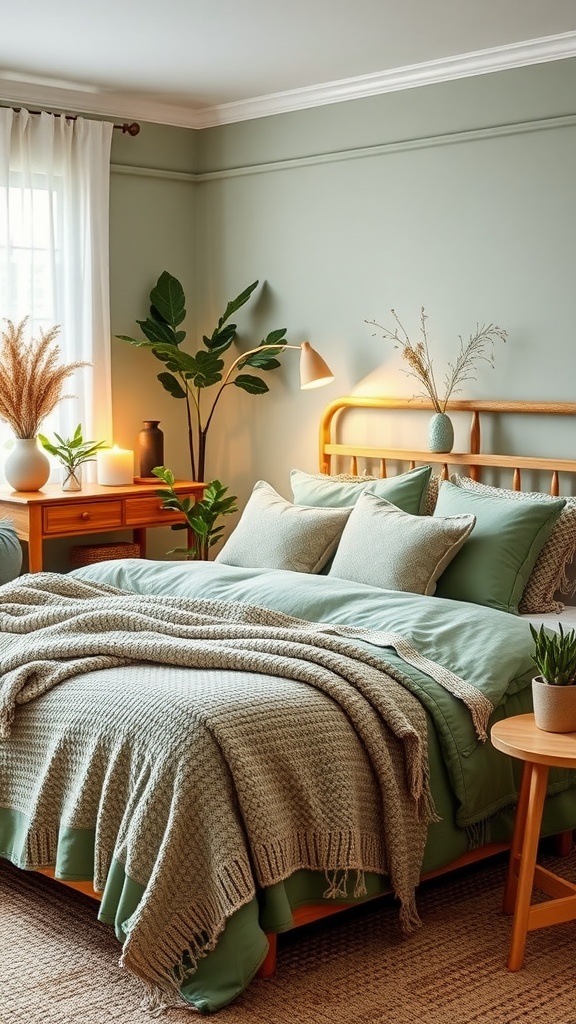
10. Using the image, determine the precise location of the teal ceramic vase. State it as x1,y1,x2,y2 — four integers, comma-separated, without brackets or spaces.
428,413,454,454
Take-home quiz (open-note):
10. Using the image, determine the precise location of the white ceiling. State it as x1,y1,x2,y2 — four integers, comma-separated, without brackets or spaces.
1,0,576,129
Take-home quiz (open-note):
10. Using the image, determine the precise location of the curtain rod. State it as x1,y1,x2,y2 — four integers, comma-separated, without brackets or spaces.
11,108,140,135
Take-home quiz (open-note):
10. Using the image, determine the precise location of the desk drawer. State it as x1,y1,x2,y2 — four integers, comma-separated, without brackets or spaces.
124,495,190,525
43,500,124,535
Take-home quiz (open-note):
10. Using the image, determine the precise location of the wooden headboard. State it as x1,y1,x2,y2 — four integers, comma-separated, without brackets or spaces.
319,397,576,497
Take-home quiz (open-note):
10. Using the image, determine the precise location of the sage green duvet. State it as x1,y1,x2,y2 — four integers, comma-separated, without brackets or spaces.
2,560,576,1013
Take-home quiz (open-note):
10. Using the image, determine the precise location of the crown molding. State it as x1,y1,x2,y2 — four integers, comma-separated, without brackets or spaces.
0,78,197,130
195,31,576,128
1,31,575,131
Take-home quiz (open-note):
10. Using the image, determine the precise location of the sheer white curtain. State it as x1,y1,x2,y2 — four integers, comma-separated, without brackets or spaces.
0,107,114,482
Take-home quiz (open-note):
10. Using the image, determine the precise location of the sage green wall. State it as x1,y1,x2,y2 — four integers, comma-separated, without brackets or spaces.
34,57,576,566
191,58,576,528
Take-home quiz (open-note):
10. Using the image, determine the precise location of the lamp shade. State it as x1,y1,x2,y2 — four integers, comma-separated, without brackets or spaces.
299,341,334,389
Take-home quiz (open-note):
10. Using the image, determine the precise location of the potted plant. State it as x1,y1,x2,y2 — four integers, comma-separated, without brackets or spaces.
530,623,576,733
117,273,289,482
0,318,89,491
38,424,107,492
151,466,237,560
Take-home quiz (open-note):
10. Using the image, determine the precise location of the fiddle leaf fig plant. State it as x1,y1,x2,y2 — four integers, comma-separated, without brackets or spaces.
152,466,238,561
530,623,576,686
117,272,288,481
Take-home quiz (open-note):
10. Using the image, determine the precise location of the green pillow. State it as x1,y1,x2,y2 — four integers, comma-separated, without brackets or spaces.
433,480,566,613
290,464,432,515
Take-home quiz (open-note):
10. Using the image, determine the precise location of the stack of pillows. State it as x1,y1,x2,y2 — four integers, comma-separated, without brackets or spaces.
215,466,576,615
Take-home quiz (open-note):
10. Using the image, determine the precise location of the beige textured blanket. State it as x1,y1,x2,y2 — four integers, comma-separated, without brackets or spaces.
0,573,483,1001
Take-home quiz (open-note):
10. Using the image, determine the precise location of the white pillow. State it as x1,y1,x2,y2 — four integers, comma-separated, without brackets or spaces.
215,480,352,573
328,491,476,595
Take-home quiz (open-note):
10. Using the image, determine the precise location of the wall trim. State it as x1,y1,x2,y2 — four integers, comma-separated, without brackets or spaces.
192,113,576,182
110,113,576,182
2,32,576,130
111,164,197,183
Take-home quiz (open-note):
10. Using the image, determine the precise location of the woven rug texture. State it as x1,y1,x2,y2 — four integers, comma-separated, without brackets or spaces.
1,849,575,1024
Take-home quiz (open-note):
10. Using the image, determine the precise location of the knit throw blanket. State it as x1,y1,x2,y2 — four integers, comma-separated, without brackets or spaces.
0,573,489,1002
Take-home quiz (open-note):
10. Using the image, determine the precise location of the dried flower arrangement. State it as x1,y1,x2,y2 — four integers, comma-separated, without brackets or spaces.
366,308,508,413
0,318,89,438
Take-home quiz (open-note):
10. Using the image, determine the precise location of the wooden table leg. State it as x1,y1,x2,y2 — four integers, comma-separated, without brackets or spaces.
507,762,549,971
503,759,532,915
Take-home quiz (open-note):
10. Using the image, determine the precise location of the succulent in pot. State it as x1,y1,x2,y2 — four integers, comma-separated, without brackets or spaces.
530,623,576,733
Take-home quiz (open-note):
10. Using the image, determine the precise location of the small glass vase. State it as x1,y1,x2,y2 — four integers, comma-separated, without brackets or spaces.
61,466,82,492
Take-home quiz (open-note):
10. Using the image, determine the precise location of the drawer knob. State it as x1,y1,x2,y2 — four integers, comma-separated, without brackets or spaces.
80,511,91,521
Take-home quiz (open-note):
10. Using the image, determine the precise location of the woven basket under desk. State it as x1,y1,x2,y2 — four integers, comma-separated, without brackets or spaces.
70,541,141,568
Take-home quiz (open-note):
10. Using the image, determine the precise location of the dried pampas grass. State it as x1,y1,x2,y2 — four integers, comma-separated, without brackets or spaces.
0,318,89,438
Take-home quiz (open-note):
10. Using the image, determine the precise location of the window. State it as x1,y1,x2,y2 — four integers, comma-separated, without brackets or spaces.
0,108,114,482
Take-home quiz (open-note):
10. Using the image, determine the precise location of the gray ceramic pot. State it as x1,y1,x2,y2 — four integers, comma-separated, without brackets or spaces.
532,675,576,733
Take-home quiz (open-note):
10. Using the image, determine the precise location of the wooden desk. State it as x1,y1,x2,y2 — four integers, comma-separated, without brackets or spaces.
491,713,576,971
0,480,204,572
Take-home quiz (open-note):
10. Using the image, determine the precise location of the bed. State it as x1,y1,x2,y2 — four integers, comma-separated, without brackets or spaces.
2,395,576,1014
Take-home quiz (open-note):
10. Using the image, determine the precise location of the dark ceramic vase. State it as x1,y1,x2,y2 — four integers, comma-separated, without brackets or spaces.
138,420,164,478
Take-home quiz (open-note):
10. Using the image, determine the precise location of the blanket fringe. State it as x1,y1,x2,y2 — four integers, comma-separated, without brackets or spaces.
399,898,422,934
466,819,491,849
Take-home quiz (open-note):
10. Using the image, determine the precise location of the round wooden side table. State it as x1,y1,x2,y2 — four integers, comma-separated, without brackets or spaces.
491,713,576,970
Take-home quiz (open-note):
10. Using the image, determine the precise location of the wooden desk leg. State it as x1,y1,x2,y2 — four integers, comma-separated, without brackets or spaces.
503,760,532,914
507,762,549,971
134,528,147,558
27,506,44,572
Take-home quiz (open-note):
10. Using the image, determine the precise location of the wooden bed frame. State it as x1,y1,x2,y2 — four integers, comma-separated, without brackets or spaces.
33,396,576,978
319,396,576,493
264,396,576,972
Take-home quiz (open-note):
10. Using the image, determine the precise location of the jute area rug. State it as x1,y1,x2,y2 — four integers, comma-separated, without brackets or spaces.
1,849,576,1024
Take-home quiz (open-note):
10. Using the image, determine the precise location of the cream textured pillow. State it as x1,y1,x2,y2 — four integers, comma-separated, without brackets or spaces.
328,491,476,595
215,480,352,573
450,475,576,613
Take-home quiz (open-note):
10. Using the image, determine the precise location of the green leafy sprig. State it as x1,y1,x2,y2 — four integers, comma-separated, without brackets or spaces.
38,424,107,471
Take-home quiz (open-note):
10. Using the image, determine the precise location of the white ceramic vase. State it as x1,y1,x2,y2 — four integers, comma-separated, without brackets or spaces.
532,675,576,733
4,438,51,492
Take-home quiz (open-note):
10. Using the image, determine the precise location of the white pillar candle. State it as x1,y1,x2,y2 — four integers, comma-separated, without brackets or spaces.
97,446,134,486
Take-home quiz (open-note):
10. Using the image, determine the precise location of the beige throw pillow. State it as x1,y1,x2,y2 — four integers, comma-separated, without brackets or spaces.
215,480,352,573
328,491,476,595
449,475,576,613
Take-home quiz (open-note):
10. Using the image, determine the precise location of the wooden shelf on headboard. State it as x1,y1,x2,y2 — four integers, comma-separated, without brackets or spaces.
319,397,576,495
